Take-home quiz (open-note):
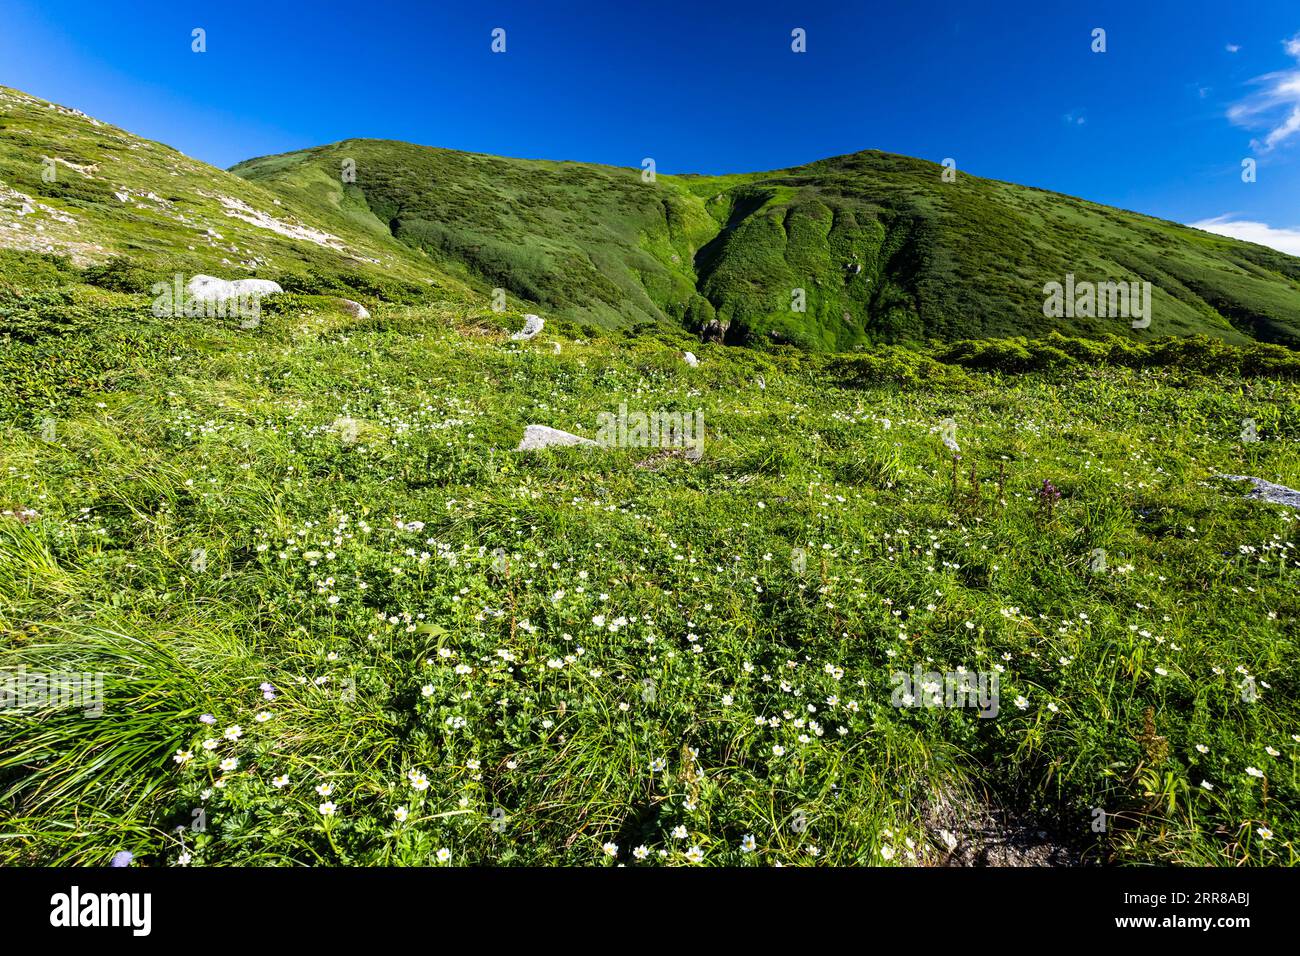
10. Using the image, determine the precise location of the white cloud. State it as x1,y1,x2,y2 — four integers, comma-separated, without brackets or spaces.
1227,33,1300,151
1190,215,1300,256
1227,43,1241,54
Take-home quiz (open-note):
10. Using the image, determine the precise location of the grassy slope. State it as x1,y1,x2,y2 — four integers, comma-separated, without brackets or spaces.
0,86,1297,868
235,141,1300,350
1,252,1297,866
0,86,471,304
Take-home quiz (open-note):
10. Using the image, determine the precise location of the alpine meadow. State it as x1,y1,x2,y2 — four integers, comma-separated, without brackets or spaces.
0,5,1298,887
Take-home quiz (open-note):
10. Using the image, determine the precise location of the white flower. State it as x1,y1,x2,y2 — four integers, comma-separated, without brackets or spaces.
1195,744,1209,754
1257,827,1273,840
394,806,409,822
671,825,688,839
219,757,238,772
880,844,896,860
1014,696,1028,710
632,845,649,860
1246,766,1265,779
408,770,429,790
319,801,337,816
1265,746,1280,757
436,848,451,863
602,842,619,858
740,835,756,853
1200,780,1214,790
254,711,272,723
315,783,333,796
173,749,193,765
223,725,243,741
685,846,704,864
272,775,290,788
771,744,785,757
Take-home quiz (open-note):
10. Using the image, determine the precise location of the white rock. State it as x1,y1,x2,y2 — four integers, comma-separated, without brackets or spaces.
186,274,283,302
511,314,544,341
683,351,699,367
1219,475,1300,510
336,298,370,319
516,425,597,451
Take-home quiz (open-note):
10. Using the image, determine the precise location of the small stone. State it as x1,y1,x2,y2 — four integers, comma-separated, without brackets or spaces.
516,425,597,451
511,314,544,341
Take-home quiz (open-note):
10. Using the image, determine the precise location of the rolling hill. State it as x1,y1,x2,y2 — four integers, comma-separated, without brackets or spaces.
233,138,1300,350
2,83,1299,350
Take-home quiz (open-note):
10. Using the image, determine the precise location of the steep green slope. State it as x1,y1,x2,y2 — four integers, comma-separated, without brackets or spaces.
235,140,1300,350
0,86,468,303
234,140,719,332
2,84,1297,351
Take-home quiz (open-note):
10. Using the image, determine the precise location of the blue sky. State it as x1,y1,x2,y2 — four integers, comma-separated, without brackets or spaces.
4,0,1299,253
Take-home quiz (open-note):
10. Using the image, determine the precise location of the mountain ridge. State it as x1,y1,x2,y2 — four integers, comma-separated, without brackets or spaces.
231,136,1300,348
2,84,1297,350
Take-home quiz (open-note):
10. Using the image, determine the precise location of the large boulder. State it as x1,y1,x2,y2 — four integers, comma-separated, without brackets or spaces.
186,275,282,302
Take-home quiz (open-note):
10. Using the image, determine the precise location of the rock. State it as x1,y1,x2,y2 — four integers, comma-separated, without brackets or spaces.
682,351,699,368
336,298,370,319
186,275,282,302
511,314,544,341
700,318,728,343
1219,474,1300,509
515,425,597,451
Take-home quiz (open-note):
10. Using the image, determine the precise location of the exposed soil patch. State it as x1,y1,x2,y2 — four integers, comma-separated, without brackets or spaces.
921,786,1083,867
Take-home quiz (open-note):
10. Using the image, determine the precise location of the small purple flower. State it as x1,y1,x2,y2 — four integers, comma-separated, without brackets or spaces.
260,682,277,701
199,714,216,725
110,850,133,867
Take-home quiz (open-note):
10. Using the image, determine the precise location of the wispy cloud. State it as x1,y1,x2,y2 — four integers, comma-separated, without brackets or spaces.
1227,43,1241,54
1227,33,1300,151
1190,215,1300,256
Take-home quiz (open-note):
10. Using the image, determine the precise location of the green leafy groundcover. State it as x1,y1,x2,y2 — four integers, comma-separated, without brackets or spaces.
1,256,1296,866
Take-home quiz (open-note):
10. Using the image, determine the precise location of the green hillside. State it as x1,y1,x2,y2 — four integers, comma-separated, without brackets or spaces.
234,140,1300,350
0,86,467,306
1,86,1298,868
